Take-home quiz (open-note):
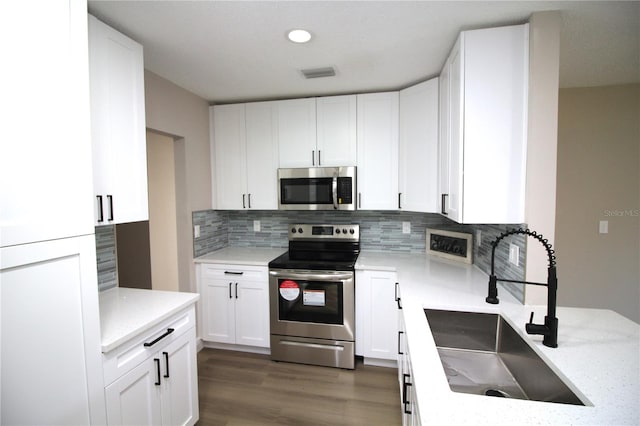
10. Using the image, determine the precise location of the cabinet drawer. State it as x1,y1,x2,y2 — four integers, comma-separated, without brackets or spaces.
103,306,195,386
200,264,267,282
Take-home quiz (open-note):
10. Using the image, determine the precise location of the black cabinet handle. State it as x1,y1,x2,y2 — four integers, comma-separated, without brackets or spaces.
404,384,413,414
248,193,251,209
242,194,246,209
143,328,175,348
396,283,402,310
224,271,244,275
229,282,232,299
398,193,402,209
312,150,315,166
163,351,170,378
398,331,404,355
96,195,104,223
402,373,410,404
107,194,114,221
235,282,238,299
154,358,161,386
441,193,448,215
318,150,321,166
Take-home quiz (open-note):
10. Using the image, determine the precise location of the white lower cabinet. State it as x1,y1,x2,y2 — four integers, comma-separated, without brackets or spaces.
398,308,421,425
355,270,399,363
198,264,270,348
103,307,198,426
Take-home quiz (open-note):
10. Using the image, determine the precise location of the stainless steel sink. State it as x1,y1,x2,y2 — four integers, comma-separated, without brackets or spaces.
424,309,585,405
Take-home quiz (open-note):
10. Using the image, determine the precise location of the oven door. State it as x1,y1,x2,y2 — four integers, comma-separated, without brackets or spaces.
269,269,354,342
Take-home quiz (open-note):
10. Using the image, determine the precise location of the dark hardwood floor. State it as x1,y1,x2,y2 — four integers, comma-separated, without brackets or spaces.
196,348,402,426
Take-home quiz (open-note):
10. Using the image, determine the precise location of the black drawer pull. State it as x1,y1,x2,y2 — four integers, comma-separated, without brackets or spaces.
224,271,244,275
143,328,175,347
96,195,104,222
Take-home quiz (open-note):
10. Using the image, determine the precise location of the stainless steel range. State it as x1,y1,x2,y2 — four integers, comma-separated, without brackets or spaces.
268,224,359,369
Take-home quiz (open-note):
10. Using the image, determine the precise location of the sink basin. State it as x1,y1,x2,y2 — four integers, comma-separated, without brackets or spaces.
424,309,585,405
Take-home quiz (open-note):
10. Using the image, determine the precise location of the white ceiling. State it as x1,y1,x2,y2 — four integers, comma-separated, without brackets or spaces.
88,1,640,104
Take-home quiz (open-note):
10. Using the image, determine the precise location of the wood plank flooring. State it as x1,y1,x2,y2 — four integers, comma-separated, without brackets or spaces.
196,348,402,426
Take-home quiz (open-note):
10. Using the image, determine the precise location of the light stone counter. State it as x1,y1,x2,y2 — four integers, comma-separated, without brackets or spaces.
99,287,199,353
356,250,640,425
194,247,286,266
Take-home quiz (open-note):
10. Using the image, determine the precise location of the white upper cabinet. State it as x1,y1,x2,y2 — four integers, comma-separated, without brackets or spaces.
399,79,439,213
440,24,529,224
211,102,278,210
278,96,357,168
277,98,317,167
315,95,357,167
357,92,399,210
1,0,95,246
89,15,148,226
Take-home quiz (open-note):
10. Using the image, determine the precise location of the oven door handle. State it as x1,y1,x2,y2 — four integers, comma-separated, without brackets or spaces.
332,172,338,210
269,270,353,281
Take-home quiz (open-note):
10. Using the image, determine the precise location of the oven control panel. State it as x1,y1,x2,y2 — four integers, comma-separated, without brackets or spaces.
289,224,359,241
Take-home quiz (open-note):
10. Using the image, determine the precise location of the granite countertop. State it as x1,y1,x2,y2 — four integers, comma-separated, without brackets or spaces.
356,250,640,425
99,287,199,353
194,246,286,266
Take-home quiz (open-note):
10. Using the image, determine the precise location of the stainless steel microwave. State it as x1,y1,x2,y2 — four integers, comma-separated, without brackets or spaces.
278,167,357,211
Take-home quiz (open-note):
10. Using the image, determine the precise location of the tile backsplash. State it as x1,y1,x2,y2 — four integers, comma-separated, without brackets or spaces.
192,209,527,303
96,225,117,291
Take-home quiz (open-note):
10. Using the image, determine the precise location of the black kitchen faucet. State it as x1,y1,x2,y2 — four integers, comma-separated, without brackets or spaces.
485,228,559,348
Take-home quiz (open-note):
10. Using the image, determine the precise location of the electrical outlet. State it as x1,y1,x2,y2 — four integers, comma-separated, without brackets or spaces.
253,220,261,232
509,243,519,266
194,225,200,238
476,230,482,247
402,222,411,234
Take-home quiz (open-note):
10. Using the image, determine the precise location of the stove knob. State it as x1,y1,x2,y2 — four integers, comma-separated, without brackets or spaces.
342,228,347,234
298,227,303,234
291,227,296,233
335,229,341,234
349,229,355,235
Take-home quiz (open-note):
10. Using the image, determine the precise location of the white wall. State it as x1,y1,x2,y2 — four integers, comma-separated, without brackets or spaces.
525,11,561,305
144,70,211,293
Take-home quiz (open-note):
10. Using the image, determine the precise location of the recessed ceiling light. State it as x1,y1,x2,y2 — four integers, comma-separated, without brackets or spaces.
287,29,312,44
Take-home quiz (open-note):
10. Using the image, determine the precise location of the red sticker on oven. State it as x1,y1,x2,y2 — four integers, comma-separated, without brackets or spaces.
279,280,300,301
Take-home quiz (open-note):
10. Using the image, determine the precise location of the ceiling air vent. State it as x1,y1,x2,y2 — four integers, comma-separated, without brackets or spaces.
301,67,336,79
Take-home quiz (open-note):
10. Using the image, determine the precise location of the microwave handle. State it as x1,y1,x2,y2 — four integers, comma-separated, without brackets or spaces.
332,172,338,210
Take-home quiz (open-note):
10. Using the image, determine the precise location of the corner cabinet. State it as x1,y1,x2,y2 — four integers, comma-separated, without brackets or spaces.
103,306,199,426
439,24,529,224
211,102,279,210
399,79,439,213
197,263,270,348
89,15,148,225
355,270,399,365
356,92,400,210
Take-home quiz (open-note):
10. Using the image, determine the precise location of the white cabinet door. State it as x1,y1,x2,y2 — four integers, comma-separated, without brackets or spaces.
440,25,528,224
355,270,398,361
0,0,94,247
316,95,357,167
245,101,279,209
234,280,270,347
159,330,199,426
212,104,247,209
399,79,439,213
89,15,148,225
105,357,162,426
1,235,106,425
277,98,317,167
201,278,236,344
357,92,399,210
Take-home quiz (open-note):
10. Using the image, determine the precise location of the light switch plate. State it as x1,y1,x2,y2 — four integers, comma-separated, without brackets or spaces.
509,243,519,266
402,222,411,234
476,230,482,247
194,225,200,238
599,220,608,234
253,220,261,232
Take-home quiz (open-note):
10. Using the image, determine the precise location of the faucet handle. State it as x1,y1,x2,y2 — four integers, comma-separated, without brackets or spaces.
528,311,535,324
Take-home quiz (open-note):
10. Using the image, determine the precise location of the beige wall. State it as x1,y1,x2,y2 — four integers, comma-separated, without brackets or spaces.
147,131,179,292
525,11,561,304
556,83,640,323
144,70,211,293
